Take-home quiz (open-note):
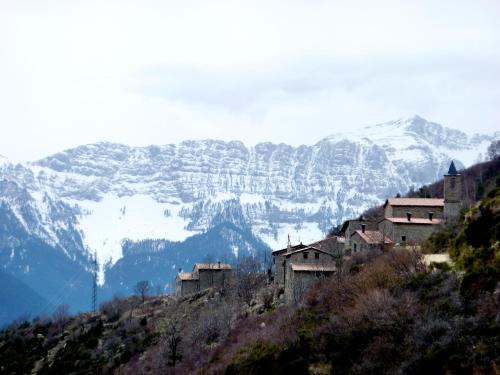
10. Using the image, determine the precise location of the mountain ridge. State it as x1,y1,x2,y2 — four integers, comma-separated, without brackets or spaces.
0,115,497,319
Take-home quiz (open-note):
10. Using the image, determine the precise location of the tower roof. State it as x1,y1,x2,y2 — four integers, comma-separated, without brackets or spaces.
447,160,458,175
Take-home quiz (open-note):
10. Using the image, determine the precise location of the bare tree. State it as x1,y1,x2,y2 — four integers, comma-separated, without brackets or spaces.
235,256,267,306
134,280,150,303
160,318,182,367
52,304,70,333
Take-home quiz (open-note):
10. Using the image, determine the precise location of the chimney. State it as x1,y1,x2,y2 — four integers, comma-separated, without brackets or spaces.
406,212,412,221
428,212,434,221
361,223,366,233
218,261,221,268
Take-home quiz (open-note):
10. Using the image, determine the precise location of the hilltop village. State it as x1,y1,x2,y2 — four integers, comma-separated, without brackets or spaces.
177,161,463,300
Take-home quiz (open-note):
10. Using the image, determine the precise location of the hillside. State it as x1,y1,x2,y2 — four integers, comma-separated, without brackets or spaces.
1,166,499,374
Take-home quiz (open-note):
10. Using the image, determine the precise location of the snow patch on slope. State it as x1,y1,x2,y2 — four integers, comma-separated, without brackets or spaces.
74,194,199,282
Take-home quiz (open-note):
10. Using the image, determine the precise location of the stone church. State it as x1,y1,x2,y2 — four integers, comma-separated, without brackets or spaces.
346,160,462,253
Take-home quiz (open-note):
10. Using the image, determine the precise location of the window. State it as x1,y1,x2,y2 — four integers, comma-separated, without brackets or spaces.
402,235,406,242
354,243,357,252
303,252,308,259
315,252,320,260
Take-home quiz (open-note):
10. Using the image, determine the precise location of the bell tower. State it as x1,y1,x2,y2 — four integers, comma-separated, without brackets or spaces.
444,160,462,221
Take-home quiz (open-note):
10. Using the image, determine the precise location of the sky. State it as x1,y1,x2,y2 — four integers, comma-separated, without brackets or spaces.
1,0,499,161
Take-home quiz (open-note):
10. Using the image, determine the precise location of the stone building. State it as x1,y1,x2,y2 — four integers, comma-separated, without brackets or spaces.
350,224,393,253
378,215,443,245
176,262,232,297
443,161,462,221
272,242,337,301
272,242,308,289
340,219,378,252
341,161,462,251
272,237,340,290
383,198,444,220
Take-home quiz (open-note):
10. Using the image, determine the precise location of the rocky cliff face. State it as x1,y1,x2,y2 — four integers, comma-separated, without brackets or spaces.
0,115,495,311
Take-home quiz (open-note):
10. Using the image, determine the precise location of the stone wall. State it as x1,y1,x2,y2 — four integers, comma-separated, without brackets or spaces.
379,220,441,245
177,279,199,297
198,269,231,290
285,270,335,302
350,233,382,253
389,205,443,219
274,255,286,288
444,175,462,203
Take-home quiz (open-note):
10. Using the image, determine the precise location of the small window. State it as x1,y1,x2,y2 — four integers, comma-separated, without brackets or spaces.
303,252,308,259
315,253,320,260
402,235,406,242
354,243,357,252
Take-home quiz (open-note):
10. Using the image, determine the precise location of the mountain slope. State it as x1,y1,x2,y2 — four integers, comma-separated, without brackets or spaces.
0,115,497,320
0,270,53,327
101,221,271,299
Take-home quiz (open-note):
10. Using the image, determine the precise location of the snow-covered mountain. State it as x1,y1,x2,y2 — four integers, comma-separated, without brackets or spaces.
0,115,496,308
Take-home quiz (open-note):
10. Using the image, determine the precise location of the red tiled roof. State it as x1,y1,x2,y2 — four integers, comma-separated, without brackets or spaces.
384,217,443,225
353,230,393,244
385,198,444,207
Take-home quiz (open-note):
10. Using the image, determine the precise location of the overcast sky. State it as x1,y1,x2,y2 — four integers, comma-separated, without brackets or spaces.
1,0,499,161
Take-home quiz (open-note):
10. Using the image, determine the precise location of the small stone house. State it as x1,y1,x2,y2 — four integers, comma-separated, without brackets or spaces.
340,219,378,251
350,225,393,253
176,262,232,297
283,246,336,301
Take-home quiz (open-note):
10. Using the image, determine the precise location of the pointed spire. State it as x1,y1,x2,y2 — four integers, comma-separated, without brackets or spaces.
447,160,458,175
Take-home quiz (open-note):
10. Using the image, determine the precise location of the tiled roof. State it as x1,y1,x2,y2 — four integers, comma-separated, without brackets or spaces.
384,217,443,225
353,230,393,244
291,263,337,272
310,237,338,247
177,272,199,281
272,243,307,254
194,263,232,271
385,198,444,207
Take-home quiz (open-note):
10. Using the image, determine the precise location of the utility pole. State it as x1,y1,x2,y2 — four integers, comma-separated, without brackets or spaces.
92,252,98,313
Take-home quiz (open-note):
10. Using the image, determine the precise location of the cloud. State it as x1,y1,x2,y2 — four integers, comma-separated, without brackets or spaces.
0,0,499,160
